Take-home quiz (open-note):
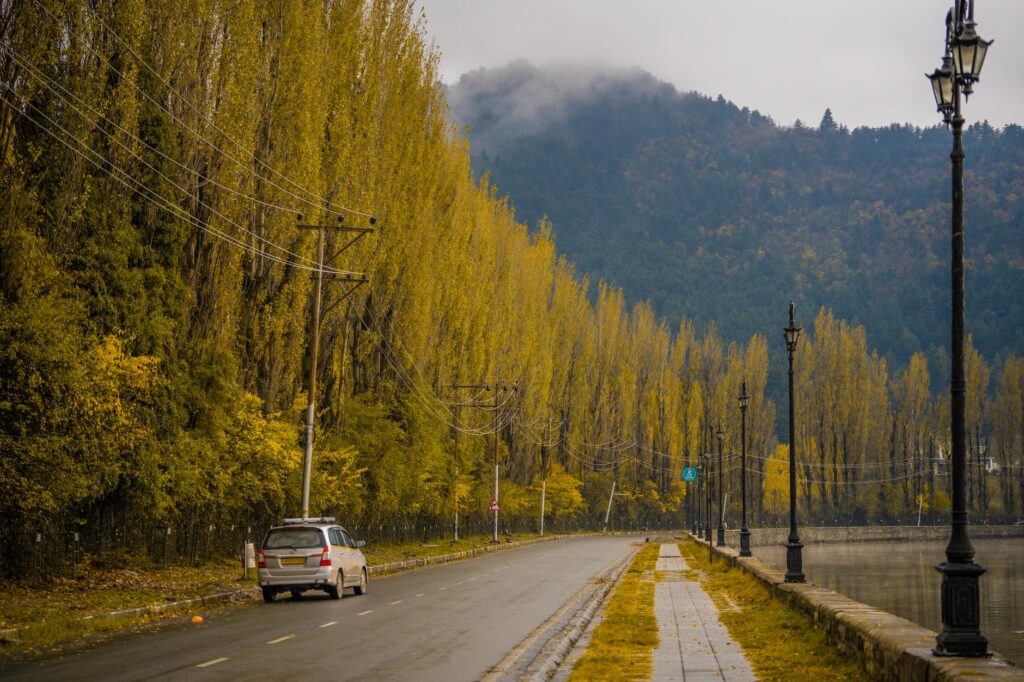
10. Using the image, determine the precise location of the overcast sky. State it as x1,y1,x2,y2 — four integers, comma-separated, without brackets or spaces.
415,1,1024,129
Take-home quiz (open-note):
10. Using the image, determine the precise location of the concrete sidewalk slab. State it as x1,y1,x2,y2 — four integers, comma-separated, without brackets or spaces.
653,543,756,682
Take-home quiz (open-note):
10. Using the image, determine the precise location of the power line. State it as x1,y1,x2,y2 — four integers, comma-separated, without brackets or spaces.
751,464,951,487
359,300,519,435
1,45,326,254
0,61,353,275
0,88,336,274
30,0,374,221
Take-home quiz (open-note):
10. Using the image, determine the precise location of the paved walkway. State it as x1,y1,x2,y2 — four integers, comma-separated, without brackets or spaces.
652,543,757,682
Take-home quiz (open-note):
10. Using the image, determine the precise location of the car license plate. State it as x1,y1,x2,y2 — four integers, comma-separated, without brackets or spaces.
281,557,306,566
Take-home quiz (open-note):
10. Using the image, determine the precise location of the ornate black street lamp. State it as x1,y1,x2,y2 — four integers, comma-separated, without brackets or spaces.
716,424,725,546
691,463,698,535
705,450,712,542
697,451,703,539
784,301,804,583
687,454,694,535
695,451,704,537
691,433,701,536
926,0,991,658
739,380,752,557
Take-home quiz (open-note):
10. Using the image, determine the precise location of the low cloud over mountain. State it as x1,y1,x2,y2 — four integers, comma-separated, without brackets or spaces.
447,61,674,155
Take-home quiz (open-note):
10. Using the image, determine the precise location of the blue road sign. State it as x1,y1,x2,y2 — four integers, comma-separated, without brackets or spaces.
681,466,698,483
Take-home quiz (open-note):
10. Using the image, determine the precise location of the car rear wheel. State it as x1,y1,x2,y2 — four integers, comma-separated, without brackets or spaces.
354,568,368,595
290,589,302,600
262,587,275,604
327,570,343,600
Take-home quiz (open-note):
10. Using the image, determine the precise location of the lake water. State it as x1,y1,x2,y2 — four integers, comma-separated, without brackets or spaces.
756,537,1024,665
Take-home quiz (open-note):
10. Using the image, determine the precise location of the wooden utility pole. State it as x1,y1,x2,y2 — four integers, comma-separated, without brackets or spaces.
297,214,374,519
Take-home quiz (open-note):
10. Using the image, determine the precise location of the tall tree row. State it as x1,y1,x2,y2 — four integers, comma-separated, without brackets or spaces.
0,0,781,577
772,309,1023,527
0,1,1020,579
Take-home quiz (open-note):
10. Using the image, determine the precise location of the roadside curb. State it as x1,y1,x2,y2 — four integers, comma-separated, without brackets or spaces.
80,588,260,622
368,533,562,577
526,541,643,681
0,589,258,643
367,531,649,577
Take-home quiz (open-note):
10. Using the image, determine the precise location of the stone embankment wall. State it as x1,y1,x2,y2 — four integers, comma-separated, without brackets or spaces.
695,536,1024,681
722,524,1024,549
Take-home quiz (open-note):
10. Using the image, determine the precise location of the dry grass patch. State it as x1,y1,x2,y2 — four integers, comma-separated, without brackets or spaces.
678,539,870,682
0,558,255,662
570,541,659,682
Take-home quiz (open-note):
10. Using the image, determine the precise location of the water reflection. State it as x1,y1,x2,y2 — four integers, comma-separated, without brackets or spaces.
757,538,1024,665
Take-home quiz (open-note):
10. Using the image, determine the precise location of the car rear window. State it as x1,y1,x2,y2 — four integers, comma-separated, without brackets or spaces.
263,528,325,549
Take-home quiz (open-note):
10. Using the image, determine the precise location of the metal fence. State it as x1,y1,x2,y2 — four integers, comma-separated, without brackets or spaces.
346,514,677,545
2,512,680,582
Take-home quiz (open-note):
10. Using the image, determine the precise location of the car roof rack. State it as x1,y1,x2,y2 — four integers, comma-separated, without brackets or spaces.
281,517,336,525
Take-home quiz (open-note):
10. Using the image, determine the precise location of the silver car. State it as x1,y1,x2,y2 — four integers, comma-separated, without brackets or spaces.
258,517,368,603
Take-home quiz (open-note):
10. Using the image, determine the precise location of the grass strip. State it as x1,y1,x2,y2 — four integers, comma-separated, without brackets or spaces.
569,541,659,681
677,539,870,682
0,558,256,661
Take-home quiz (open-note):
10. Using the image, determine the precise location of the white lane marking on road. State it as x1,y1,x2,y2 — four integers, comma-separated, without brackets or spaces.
357,610,373,616
196,657,229,668
319,621,337,628
416,593,426,597
437,586,447,591
267,635,294,645
390,600,403,605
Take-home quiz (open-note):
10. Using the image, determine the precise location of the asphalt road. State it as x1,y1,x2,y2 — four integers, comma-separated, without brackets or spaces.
1,535,639,681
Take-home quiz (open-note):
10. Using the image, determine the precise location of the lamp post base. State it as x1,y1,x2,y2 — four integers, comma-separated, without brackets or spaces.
739,527,752,557
784,539,804,583
934,560,988,657
716,526,725,547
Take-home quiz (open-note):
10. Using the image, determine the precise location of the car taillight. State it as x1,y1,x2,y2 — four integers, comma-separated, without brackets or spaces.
319,546,332,567
258,549,266,569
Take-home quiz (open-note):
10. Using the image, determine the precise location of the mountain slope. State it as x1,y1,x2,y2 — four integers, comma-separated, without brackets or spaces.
449,62,1024,367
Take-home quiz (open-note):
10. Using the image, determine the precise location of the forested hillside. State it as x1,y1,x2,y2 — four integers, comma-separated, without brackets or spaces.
1,3,1021,580
448,62,1024,366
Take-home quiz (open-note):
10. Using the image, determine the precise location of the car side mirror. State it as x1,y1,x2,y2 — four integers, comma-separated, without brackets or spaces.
355,540,366,549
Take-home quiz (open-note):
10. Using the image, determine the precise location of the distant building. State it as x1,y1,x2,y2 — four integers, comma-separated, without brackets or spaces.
931,436,998,475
